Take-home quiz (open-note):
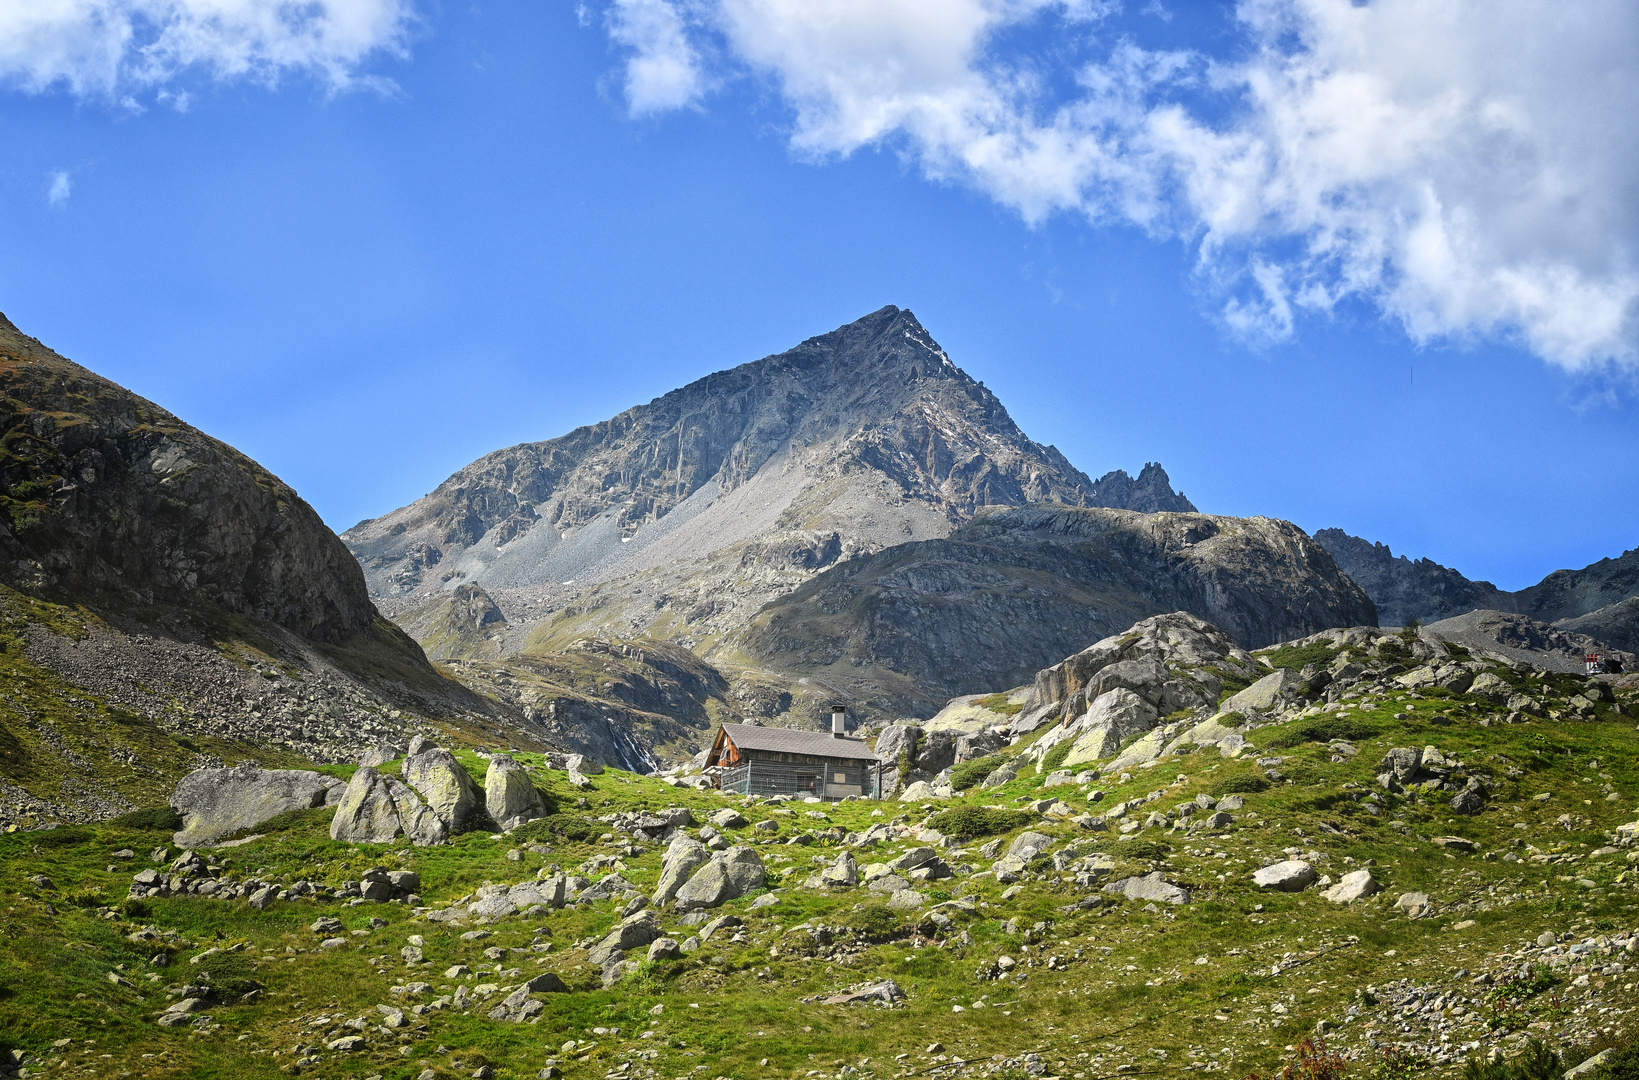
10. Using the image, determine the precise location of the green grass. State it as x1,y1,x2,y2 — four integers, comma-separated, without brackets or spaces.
1261,642,1347,672
1264,715,1380,749
4,670,1639,1080
975,693,1026,717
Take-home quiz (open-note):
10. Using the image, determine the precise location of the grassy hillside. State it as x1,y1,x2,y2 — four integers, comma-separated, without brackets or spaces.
4,663,1639,1080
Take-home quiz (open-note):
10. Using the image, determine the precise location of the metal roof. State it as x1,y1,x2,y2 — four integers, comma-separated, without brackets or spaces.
717,723,885,761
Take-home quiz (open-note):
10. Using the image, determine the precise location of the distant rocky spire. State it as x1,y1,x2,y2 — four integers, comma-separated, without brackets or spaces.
1087,462,1196,513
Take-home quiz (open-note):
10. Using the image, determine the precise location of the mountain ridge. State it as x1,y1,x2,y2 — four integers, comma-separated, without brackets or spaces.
1314,528,1639,649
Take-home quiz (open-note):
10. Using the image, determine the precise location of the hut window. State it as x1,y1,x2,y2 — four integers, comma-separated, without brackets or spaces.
833,772,846,783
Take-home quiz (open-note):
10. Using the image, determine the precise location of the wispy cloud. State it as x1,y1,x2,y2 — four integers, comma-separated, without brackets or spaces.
47,170,71,208
599,0,1639,371
0,0,416,99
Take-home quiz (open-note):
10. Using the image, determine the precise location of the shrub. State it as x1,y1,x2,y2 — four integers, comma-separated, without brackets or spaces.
950,753,1011,792
843,906,905,943
1248,1037,1349,1080
1040,741,1073,773
112,806,183,831
1265,716,1377,749
926,806,1035,840
190,952,265,1003
1205,666,1252,698
1213,774,1270,796
897,729,920,782
1367,1046,1431,1080
1217,711,1247,728
1119,839,1171,862
1583,1035,1639,1080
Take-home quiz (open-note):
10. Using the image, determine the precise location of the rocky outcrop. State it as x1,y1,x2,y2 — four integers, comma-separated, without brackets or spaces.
1421,610,1618,674
169,764,344,847
392,583,510,661
484,754,546,831
1559,597,1639,654
736,504,1370,718
672,846,767,910
0,313,374,641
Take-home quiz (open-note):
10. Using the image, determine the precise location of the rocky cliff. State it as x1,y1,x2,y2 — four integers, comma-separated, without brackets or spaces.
729,505,1376,718
1087,462,1197,513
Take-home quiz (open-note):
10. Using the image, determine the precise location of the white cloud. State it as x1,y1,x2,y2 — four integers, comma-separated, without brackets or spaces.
0,0,415,98
607,0,704,115
47,170,71,207
602,0,1639,370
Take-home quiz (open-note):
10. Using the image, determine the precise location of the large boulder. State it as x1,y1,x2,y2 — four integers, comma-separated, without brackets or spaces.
330,767,447,846
170,764,344,847
673,846,766,910
401,745,480,832
1006,832,1054,860
1059,689,1159,767
1252,860,1317,892
1160,714,1248,759
1103,872,1190,905
485,754,546,831
652,835,712,907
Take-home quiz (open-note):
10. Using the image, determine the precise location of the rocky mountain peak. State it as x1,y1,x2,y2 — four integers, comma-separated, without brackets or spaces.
345,308,1177,623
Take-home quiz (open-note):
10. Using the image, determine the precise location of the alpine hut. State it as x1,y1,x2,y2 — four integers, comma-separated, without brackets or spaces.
707,706,884,800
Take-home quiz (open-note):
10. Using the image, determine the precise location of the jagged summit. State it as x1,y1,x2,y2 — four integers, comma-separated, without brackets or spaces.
1088,462,1196,513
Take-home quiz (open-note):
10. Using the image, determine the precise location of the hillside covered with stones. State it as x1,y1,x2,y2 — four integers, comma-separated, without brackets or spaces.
6,608,1639,1080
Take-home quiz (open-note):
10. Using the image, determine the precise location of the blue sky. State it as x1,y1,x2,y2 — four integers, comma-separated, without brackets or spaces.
0,0,1635,592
